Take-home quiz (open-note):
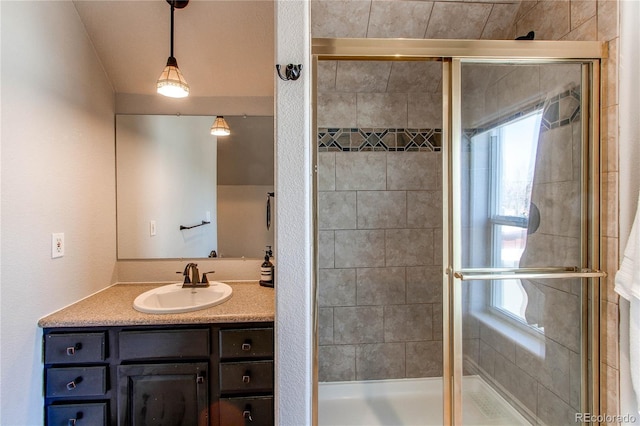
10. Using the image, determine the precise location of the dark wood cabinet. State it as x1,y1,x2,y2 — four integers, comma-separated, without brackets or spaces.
43,323,274,426
117,362,208,425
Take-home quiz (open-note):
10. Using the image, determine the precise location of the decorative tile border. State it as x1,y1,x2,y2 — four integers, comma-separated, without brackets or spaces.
318,128,442,152
541,88,581,131
318,89,580,152
466,88,581,137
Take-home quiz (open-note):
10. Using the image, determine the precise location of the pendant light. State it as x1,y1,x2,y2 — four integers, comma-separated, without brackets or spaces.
156,0,190,98
210,116,231,136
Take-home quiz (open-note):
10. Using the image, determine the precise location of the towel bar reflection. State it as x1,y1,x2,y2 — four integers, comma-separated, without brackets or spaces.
266,192,274,230
179,220,210,230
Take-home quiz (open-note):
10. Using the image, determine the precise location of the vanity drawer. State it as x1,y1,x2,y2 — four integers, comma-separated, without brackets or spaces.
219,361,273,394
119,328,209,360
219,396,273,426
219,328,274,360
46,402,108,426
45,366,107,398
44,333,106,364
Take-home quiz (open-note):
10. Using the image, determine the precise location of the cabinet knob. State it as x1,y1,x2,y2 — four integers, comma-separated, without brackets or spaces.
241,341,252,351
243,410,254,422
242,374,251,384
196,373,205,385
66,343,82,356
66,376,83,391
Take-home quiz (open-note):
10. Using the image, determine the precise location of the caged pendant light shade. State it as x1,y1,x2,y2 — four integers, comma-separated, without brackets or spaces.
156,0,190,98
210,116,231,136
157,57,189,98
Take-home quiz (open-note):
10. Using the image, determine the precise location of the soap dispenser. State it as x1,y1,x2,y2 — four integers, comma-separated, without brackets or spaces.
259,246,274,288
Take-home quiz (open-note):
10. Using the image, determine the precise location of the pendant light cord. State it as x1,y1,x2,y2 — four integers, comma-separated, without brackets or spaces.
170,1,175,58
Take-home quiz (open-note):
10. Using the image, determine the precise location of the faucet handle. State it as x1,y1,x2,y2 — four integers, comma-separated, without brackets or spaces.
177,270,191,284
201,270,215,284
176,270,190,284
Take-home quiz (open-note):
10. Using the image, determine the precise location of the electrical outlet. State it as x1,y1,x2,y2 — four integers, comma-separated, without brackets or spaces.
52,233,64,258
150,220,157,236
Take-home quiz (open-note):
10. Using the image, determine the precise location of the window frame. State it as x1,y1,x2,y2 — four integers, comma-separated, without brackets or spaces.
485,111,545,336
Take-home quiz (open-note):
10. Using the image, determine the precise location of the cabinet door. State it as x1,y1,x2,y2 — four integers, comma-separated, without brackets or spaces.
117,363,208,426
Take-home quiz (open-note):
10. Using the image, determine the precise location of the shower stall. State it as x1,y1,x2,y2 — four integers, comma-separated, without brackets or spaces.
312,39,606,425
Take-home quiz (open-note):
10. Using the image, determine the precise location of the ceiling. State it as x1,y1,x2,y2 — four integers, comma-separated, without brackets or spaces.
73,0,275,98
73,0,524,99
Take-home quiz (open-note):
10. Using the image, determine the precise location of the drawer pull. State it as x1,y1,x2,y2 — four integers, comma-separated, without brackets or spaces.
241,342,252,351
66,376,83,391
67,412,83,426
243,409,253,422
242,374,251,384
197,373,205,385
66,343,82,356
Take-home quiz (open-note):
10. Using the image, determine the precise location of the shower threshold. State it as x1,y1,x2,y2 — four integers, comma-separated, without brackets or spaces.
318,376,531,425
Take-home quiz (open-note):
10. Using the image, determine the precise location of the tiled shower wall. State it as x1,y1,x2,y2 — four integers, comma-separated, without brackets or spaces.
317,150,443,381
316,59,444,382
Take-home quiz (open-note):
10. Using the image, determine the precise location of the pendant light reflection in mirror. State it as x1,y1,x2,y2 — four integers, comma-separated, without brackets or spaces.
211,116,231,136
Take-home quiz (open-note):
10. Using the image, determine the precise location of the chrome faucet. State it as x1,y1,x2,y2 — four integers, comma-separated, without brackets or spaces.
180,263,214,287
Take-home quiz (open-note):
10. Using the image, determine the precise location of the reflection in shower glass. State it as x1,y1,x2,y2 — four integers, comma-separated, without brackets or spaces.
460,61,586,425
482,111,542,324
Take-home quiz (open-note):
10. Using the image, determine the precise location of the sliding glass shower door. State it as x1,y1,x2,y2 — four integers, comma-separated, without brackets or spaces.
313,38,605,426
448,60,604,425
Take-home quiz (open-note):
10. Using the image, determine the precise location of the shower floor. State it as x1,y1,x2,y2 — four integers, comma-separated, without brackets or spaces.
318,376,531,426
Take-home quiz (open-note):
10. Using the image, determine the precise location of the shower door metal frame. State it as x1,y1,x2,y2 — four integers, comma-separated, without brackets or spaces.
311,37,607,426
449,57,605,425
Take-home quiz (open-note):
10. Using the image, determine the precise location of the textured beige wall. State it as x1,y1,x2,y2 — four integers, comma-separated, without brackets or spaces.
0,2,116,423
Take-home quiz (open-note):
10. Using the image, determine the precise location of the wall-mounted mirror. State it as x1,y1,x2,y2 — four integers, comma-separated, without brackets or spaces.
116,114,274,259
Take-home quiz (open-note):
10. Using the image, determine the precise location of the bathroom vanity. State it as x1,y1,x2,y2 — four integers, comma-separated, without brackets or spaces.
38,282,274,426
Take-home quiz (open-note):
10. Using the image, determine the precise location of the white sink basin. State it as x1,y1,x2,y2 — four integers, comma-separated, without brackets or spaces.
133,282,233,314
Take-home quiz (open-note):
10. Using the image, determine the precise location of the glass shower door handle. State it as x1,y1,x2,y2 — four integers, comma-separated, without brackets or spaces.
452,267,606,281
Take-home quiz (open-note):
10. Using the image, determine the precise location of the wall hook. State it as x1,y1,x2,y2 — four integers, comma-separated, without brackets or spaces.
276,64,303,81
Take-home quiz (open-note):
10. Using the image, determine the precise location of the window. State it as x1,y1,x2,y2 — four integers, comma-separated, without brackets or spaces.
485,111,542,329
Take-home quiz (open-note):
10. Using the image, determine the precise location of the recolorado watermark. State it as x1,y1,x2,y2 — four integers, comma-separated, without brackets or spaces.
575,413,637,423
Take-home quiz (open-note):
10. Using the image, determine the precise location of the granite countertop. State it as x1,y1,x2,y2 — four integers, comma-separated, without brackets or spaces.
38,281,274,328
